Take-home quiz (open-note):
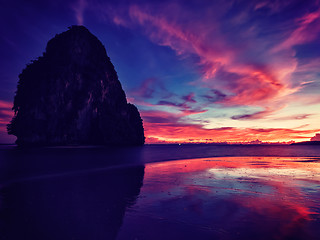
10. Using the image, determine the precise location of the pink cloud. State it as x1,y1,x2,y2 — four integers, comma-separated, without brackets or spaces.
127,77,175,105
296,57,320,73
129,78,157,99
71,0,87,25
0,100,13,123
156,98,206,114
182,93,196,103
254,1,296,13
218,69,286,106
272,10,320,53
0,100,15,143
0,100,12,109
140,108,206,125
284,94,320,106
140,110,181,124
311,133,320,141
127,77,207,116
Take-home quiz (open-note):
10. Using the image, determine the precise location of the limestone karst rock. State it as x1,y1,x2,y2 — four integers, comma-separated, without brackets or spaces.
7,26,145,146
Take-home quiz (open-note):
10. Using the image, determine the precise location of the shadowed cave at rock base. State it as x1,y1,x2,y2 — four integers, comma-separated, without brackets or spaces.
7,26,145,146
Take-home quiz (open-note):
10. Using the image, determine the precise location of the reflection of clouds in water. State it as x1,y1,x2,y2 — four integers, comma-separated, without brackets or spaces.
119,157,320,239
207,167,315,180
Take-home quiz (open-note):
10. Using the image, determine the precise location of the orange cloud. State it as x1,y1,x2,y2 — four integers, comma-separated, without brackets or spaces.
143,119,319,143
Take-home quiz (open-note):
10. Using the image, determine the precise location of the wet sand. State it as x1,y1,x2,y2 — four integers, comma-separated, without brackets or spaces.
1,153,320,239
118,157,320,239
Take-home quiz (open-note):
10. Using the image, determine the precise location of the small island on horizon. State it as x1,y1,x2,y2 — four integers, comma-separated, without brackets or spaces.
291,141,320,145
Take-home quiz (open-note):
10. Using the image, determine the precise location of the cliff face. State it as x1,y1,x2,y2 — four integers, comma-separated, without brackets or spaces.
7,26,145,146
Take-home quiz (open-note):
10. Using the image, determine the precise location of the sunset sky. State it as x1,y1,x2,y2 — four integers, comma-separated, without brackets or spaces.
0,0,320,143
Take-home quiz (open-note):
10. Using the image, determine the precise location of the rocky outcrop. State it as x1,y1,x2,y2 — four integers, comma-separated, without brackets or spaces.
7,26,145,146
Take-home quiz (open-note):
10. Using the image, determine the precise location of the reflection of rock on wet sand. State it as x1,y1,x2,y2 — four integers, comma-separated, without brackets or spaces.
0,165,145,240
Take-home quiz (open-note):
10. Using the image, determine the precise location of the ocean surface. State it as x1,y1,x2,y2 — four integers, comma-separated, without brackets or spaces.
0,144,320,239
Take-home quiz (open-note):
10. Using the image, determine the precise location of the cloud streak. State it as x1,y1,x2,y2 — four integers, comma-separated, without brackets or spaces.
72,0,87,25
272,9,320,53
0,100,13,123
231,109,275,120
108,3,300,107
274,114,314,121
0,100,15,143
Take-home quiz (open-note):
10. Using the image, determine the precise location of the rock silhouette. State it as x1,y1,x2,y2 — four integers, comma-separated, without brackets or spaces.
7,26,144,146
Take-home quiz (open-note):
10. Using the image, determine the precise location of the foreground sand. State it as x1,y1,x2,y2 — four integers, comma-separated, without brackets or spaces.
1,153,320,239
118,157,320,239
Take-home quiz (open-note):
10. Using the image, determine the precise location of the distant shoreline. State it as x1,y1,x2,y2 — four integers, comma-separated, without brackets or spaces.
291,141,320,145
1,142,319,147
